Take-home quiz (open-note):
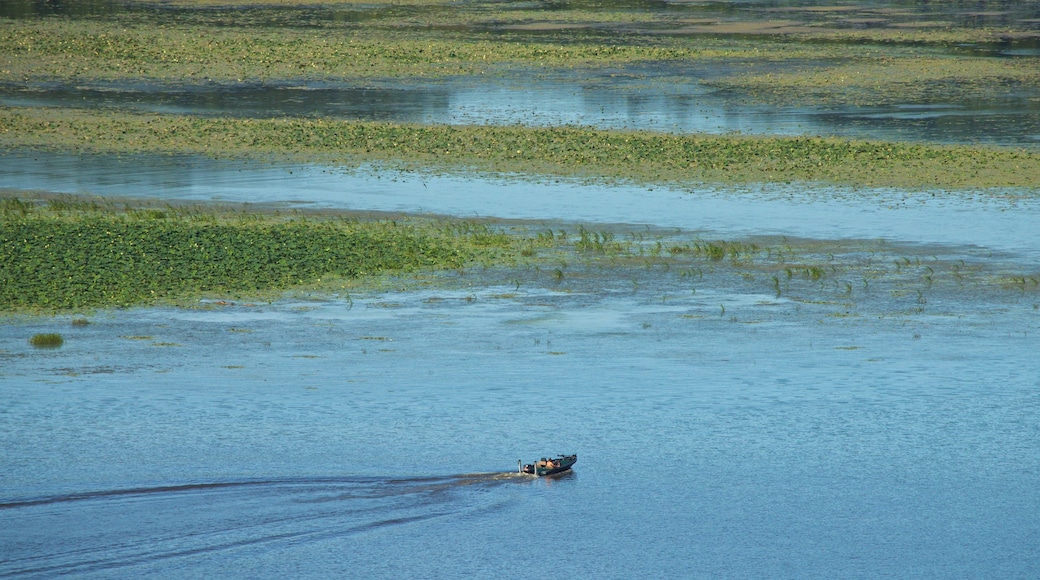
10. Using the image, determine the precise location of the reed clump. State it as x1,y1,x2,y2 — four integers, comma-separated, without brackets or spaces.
29,333,64,348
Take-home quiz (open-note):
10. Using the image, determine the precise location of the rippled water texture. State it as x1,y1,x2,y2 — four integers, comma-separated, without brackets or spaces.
3,0,1040,577
2,277,1039,576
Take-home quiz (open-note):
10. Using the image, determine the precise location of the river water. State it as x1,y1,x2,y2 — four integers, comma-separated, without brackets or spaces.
3,3,1040,575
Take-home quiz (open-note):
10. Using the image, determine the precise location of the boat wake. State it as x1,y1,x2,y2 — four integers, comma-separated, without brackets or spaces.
0,473,527,577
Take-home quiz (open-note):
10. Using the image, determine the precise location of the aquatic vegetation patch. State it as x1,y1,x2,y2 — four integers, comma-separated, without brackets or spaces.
576,226,625,254
0,196,525,311
4,108,1040,190
0,18,716,83
523,229,1039,319
29,332,63,348
998,275,1040,291
716,54,1040,108
2,194,1034,315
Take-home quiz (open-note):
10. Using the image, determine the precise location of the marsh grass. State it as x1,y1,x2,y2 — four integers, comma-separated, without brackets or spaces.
576,226,626,254
0,18,707,83
29,333,63,348
2,193,1034,312
0,195,533,311
715,54,1040,108
4,108,1038,190
5,3,1037,125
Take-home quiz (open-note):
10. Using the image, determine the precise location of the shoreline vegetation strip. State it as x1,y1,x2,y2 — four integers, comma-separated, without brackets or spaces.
3,194,1037,314
3,107,1039,190
3,15,1037,95
0,197,529,311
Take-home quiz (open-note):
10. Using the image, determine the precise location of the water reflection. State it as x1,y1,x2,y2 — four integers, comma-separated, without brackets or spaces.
0,0,124,18
5,75,1040,145
0,83,452,123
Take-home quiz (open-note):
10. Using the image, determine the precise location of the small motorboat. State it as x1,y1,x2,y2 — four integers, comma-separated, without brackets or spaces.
519,454,577,477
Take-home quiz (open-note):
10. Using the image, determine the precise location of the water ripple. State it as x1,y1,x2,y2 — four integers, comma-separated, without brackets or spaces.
0,473,527,578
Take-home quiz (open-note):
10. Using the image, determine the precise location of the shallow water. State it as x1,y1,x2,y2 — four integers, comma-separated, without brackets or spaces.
3,151,1039,262
6,71,1040,146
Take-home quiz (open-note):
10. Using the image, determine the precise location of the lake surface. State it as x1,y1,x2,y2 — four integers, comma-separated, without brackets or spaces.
3,0,1040,575
2,148,1040,577
1,265,1038,577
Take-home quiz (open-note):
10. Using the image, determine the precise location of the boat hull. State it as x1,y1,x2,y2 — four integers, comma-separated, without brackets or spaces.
522,454,577,477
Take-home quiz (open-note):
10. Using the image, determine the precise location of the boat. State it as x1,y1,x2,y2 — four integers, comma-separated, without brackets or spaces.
519,454,577,476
